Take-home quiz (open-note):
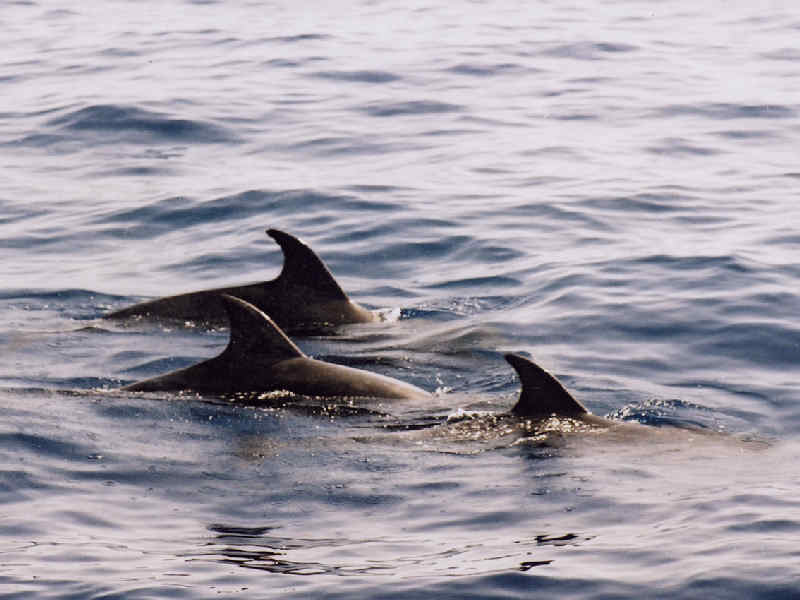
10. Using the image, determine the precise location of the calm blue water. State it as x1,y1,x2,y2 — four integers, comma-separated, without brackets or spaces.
2,1,800,598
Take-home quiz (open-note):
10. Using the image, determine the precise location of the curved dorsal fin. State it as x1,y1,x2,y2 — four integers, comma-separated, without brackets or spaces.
221,294,305,362
505,354,588,417
267,229,348,300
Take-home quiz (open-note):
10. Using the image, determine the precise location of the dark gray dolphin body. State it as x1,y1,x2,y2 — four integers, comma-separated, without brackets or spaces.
106,229,376,332
124,295,429,401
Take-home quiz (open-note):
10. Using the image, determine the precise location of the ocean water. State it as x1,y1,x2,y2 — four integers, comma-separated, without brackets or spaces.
2,1,800,598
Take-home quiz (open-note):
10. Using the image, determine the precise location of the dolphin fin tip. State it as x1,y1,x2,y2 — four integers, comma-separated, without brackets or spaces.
264,229,348,301
221,294,304,360
505,353,588,417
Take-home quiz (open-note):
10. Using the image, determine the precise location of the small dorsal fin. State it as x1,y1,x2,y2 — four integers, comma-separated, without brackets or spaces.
221,295,305,362
505,354,588,417
267,229,349,300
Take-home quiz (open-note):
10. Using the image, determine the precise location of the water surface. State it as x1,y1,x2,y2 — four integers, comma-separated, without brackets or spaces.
2,1,799,598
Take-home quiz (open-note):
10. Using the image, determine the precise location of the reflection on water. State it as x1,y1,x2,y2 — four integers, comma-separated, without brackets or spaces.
198,524,595,577
198,524,382,576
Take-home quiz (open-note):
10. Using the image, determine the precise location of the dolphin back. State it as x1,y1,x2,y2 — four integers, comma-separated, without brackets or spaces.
505,354,588,418
124,295,429,400
105,228,375,329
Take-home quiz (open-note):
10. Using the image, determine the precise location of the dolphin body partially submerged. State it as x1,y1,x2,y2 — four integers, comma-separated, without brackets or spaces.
505,353,593,420
106,229,376,332
415,353,632,447
362,353,767,461
124,295,429,401
410,354,748,451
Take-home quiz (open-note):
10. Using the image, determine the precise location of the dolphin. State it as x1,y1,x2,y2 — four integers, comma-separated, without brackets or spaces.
106,229,377,332
397,354,751,452
123,295,430,401
441,353,769,455
408,353,625,447
360,353,653,451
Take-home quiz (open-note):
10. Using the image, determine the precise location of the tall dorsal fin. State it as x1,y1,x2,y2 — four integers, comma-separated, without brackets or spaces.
221,294,305,362
505,354,588,417
267,229,349,300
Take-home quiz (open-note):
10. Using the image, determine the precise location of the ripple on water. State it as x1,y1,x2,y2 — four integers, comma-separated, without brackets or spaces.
357,100,465,118
655,102,797,120
308,70,401,84
540,41,640,60
92,189,399,237
45,104,239,145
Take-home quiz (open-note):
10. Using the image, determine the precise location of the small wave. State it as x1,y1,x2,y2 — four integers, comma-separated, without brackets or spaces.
610,398,719,430
0,73,25,84
726,518,800,534
692,321,800,368
97,163,181,179
760,48,800,61
541,41,638,60
630,253,754,274
288,135,421,157
265,33,330,43
98,47,140,58
713,129,779,140
42,8,77,19
91,189,396,240
264,57,303,68
344,184,411,194
382,236,471,262
554,111,601,121
358,100,464,117
504,200,612,231
656,103,796,120
0,288,125,305
428,275,521,290
47,104,238,144
0,431,95,459
309,70,401,83
646,137,722,157
0,200,47,226
3,132,75,150
445,62,527,77
582,192,698,214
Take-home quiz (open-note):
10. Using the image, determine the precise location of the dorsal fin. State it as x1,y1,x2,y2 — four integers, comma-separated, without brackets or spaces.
505,354,588,417
221,294,305,362
267,229,349,300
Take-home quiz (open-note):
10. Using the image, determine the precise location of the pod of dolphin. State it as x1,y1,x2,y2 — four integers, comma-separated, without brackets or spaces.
106,229,637,436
